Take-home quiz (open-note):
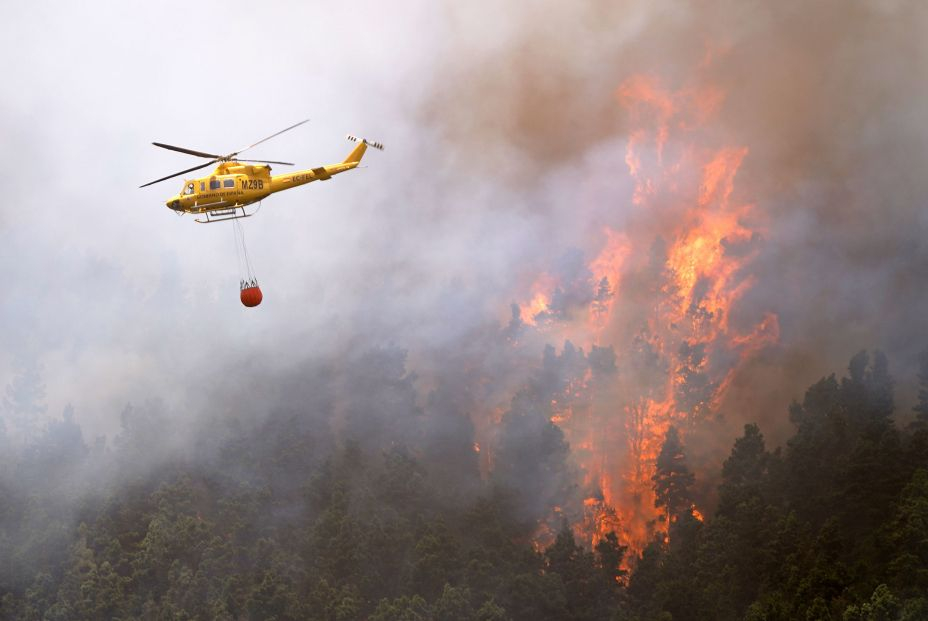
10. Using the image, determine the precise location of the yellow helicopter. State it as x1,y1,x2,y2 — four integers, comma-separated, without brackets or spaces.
141,119,383,223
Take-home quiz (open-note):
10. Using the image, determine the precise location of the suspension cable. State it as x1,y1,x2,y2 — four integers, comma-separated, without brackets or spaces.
232,218,257,287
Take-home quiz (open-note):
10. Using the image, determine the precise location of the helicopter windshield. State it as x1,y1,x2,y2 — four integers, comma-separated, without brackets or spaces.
183,182,195,195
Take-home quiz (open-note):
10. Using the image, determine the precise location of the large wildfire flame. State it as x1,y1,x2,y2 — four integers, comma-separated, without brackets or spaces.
508,74,779,555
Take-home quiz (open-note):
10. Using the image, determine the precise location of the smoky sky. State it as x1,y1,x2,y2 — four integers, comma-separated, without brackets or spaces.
2,0,927,447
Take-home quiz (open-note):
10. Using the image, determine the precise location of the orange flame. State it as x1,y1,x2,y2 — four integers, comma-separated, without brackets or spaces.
516,72,778,557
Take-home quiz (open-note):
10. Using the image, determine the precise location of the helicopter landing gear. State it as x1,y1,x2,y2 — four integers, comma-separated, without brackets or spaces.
195,203,260,224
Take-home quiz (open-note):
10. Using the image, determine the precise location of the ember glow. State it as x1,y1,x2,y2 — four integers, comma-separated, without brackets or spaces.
509,74,780,554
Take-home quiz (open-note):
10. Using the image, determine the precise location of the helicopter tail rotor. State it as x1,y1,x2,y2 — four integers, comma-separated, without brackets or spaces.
343,135,384,165
346,135,384,151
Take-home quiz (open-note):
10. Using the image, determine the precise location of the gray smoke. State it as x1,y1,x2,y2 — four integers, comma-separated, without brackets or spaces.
1,0,926,532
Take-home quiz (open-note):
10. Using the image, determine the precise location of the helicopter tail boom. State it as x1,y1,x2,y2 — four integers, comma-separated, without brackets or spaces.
344,135,384,165
267,135,384,194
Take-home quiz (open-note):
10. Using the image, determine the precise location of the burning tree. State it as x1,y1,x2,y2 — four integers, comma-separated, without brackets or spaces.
500,72,780,554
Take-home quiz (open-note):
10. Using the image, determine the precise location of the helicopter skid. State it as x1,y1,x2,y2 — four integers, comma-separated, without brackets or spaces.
194,204,258,224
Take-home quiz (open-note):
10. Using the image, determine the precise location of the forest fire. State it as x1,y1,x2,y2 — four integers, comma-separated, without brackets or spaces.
4,2,923,618
511,75,779,555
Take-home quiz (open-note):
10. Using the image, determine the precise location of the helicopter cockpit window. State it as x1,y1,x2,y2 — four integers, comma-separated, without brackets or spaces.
184,183,195,195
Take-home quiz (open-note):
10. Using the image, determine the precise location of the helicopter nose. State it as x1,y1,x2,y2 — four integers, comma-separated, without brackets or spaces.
166,199,181,211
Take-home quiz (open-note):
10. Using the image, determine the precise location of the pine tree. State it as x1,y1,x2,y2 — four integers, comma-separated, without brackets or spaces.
592,276,613,317
432,584,475,621
595,531,628,586
675,342,717,424
717,423,769,519
652,426,696,527
701,424,778,617
626,540,665,617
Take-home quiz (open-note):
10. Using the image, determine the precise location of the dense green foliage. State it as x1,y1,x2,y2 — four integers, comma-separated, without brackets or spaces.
0,348,926,620
628,351,928,620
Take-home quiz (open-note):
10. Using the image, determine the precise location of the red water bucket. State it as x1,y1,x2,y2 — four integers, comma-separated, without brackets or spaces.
240,286,263,308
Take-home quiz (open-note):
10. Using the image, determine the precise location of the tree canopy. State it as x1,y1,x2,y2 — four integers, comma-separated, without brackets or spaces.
0,348,926,620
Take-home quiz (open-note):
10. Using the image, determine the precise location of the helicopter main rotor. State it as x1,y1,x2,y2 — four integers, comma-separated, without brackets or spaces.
140,119,309,188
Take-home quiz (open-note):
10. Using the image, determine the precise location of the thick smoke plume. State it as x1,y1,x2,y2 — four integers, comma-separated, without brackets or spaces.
415,0,928,545
3,0,927,561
